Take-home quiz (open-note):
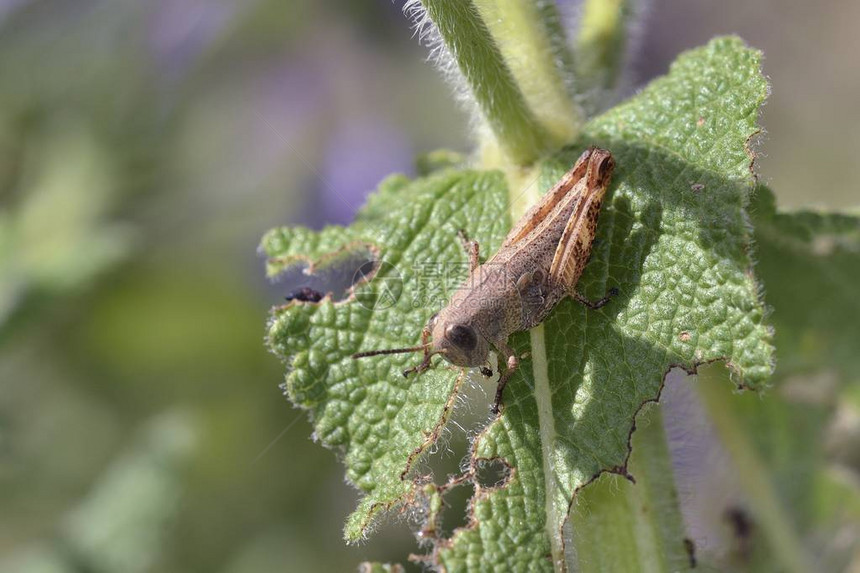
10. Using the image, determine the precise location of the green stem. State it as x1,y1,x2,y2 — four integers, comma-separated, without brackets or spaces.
697,365,813,573
420,0,562,165
473,0,582,146
574,0,634,115
571,405,693,573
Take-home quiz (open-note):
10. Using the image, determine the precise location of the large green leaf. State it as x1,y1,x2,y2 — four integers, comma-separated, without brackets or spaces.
689,189,860,572
262,37,772,570
748,186,860,521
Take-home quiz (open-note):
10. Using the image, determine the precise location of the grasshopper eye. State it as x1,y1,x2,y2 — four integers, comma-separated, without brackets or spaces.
445,324,477,352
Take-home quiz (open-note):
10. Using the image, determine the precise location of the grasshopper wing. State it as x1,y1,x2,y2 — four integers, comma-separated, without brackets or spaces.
548,149,615,292
501,149,592,249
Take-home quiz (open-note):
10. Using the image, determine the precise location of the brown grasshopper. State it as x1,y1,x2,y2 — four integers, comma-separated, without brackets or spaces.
353,147,616,414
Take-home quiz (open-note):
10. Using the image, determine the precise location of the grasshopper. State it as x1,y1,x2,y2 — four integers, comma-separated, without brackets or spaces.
353,147,616,414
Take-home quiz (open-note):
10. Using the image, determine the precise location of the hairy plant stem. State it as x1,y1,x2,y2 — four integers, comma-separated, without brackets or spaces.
473,0,581,146
420,0,553,165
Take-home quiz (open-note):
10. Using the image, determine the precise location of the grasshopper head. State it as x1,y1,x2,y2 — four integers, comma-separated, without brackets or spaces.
351,310,490,377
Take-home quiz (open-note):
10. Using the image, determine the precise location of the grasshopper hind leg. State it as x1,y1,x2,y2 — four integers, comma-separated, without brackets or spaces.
572,287,619,310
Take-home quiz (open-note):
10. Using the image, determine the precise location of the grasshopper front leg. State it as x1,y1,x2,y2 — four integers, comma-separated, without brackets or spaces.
402,319,434,377
491,340,519,414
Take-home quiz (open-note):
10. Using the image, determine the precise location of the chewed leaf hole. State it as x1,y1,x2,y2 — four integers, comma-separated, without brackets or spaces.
475,458,511,489
438,480,475,538
272,244,380,304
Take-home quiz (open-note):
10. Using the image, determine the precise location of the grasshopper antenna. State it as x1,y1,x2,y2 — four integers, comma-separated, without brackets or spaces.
351,345,426,359
353,318,436,377
352,345,435,378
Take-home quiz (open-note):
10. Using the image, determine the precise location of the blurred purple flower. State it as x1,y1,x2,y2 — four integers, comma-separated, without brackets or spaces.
148,0,236,78
0,0,31,24
319,118,414,225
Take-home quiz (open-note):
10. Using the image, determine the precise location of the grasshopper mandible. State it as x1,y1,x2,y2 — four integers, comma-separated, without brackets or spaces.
353,147,616,414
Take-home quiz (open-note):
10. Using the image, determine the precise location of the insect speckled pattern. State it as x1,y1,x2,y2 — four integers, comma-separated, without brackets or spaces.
354,147,617,414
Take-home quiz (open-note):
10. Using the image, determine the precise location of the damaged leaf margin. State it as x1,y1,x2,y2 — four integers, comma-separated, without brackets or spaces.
263,167,512,540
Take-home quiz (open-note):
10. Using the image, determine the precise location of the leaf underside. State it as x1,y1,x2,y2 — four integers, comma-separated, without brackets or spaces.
262,37,773,571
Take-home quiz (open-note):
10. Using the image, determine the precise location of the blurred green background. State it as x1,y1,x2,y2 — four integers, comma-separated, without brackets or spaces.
0,1,857,571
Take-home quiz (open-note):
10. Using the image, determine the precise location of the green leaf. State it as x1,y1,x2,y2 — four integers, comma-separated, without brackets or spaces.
751,187,860,387
0,412,198,573
748,186,860,513
688,189,860,572
263,168,511,539
262,36,772,570
358,563,405,573
0,120,133,336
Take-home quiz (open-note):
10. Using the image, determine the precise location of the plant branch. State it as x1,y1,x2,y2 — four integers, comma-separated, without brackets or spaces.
419,0,556,165
473,0,582,146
